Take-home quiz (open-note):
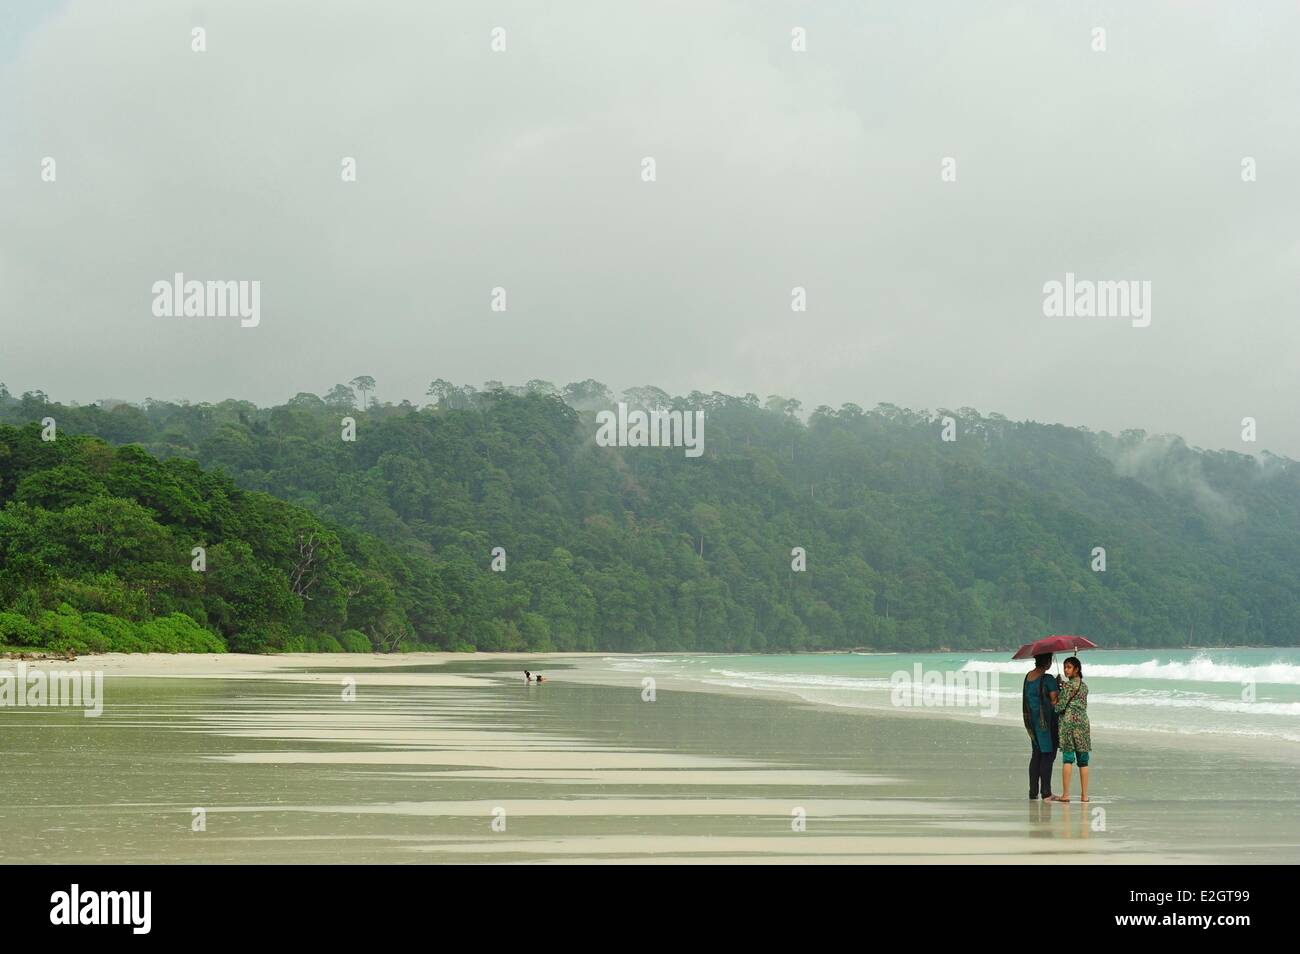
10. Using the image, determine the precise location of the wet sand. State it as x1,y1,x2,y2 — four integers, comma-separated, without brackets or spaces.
0,652,1294,863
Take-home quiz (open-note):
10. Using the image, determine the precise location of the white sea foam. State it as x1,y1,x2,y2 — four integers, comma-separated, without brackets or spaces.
959,656,1300,685
707,669,894,691
604,656,693,670
1094,692,1300,716
596,654,1300,742
701,670,1300,716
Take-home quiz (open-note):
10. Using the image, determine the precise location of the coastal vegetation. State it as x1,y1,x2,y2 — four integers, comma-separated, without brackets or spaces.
2,380,1296,652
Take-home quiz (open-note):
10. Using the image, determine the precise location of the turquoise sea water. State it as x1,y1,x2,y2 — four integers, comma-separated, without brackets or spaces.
603,649,1300,746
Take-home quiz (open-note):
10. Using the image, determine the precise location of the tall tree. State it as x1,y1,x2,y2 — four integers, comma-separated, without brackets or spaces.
349,376,376,409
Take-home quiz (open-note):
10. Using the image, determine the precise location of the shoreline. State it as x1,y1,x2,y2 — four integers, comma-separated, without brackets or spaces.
2,650,1297,863
5,643,1290,661
554,654,1300,764
13,649,1296,762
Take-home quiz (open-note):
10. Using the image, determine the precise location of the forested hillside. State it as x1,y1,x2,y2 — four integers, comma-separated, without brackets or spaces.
1,379,1296,651
0,424,421,653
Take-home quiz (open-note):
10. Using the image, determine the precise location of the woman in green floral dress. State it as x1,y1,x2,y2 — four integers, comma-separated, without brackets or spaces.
1050,656,1091,802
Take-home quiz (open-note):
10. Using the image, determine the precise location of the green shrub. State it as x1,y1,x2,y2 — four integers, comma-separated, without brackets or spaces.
227,623,291,653
137,613,224,653
0,611,38,646
306,633,344,653
136,618,179,652
338,629,372,653
48,575,149,619
278,633,308,653
170,615,225,653
108,628,150,653
36,604,107,653
81,612,141,652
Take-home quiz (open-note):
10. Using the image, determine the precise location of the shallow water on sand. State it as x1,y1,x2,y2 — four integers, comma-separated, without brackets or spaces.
0,654,1296,863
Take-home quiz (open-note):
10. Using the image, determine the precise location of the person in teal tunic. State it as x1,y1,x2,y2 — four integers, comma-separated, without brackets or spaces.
1023,653,1059,799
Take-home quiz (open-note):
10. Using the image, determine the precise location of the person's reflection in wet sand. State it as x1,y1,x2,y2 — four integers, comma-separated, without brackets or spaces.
1028,798,1051,837
1056,801,1091,841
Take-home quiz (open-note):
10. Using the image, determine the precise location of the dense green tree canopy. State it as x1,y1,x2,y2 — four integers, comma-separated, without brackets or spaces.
0,424,426,653
2,383,1297,652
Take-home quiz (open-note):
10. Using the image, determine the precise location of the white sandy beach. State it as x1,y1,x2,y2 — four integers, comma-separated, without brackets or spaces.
1,651,1294,863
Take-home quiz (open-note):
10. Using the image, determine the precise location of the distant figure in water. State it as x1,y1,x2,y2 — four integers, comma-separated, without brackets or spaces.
524,670,532,683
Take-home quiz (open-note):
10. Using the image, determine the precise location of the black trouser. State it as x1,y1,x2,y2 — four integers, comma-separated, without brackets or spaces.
1029,745,1056,798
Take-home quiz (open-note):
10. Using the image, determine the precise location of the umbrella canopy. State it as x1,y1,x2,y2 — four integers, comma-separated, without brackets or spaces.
1011,634,1098,660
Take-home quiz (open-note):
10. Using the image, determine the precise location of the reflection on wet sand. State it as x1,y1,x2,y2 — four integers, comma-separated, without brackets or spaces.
0,653,1287,863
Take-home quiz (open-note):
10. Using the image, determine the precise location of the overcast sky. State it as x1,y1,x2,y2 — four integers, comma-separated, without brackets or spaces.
2,1,1298,455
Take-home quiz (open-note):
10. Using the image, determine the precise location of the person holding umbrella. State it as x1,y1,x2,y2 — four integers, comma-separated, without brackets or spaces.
1012,635,1099,801
1022,653,1059,800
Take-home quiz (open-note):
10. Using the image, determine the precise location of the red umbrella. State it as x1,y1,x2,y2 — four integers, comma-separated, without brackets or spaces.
1011,634,1099,660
